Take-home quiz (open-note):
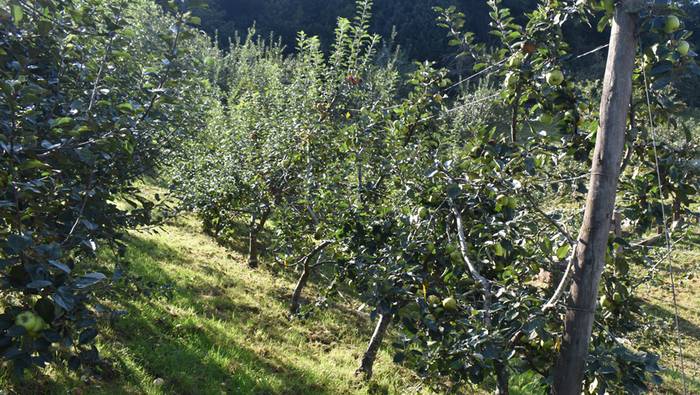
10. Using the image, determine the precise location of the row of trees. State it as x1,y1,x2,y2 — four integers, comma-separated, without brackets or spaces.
170,0,698,394
1,0,698,393
0,0,215,376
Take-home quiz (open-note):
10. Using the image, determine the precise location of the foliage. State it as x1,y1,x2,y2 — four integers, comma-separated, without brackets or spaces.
0,0,214,375
3,0,699,392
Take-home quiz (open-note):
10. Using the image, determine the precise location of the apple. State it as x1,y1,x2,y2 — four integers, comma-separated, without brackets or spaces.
613,292,623,303
506,196,517,209
546,69,564,86
521,41,536,54
664,15,680,34
428,191,441,204
15,311,46,333
494,242,506,257
450,250,463,263
495,194,509,212
507,53,524,68
539,113,553,124
678,40,690,56
417,206,429,220
442,297,458,311
427,295,440,306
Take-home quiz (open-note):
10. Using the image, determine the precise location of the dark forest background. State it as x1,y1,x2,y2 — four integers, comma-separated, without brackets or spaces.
196,0,601,60
196,0,700,104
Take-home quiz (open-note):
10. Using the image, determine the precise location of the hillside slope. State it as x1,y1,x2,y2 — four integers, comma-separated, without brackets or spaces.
1,216,428,394
1,213,698,394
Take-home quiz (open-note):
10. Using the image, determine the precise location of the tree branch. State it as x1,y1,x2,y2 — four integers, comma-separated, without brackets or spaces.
450,202,492,325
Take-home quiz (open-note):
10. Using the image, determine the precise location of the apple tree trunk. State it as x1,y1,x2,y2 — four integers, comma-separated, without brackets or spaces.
290,241,331,314
247,208,270,269
356,313,392,380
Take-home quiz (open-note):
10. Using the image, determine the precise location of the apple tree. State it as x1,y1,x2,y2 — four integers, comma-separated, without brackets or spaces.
0,0,215,375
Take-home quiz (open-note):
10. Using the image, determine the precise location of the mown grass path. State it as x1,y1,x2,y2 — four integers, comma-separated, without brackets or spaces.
9,217,426,394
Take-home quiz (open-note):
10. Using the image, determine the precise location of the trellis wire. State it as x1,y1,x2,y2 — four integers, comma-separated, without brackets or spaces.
642,53,688,395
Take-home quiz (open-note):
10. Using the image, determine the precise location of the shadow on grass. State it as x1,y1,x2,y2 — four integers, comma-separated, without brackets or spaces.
641,299,700,394
107,298,330,395
642,298,700,343
89,233,345,394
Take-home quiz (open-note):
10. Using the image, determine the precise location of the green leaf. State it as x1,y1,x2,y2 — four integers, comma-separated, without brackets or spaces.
50,117,73,128
20,159,49,170
7,234,33,254
78,328,98,344
117,102,134,113
74,272,106,289
597,16,609,32
49,260,71,273
11,5,23,24
556,244,571,260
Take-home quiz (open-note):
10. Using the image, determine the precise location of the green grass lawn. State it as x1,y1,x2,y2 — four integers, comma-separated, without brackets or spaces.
0,216,428,395
640,222,700,394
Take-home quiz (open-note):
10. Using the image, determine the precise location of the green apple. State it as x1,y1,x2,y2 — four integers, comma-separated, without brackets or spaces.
613,292,623,303
494,242,506,257
664,15,680,34
15,311,46,333
495,194,509,212
538,113,553,124
427,295,440,306
678,40,690,56
442,297,458,311
417,206,429,220
450,250,463,263
506,196,517,209
546,69,564,86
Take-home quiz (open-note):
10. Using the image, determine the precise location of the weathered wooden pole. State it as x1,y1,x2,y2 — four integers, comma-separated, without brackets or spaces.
552,2,639,393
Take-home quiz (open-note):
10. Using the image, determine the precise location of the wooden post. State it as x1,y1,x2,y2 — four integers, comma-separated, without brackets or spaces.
552,2,638,394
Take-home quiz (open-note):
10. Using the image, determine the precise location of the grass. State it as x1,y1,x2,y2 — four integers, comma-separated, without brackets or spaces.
0,215,427,394
639,220,700,394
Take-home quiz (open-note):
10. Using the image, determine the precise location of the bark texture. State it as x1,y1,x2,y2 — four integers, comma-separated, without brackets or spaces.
290,241,331,314
356,313,392,380
247,209,270,269
552,4,638,394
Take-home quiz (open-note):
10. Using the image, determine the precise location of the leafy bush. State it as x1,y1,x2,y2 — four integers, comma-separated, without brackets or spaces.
0,0,214,374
